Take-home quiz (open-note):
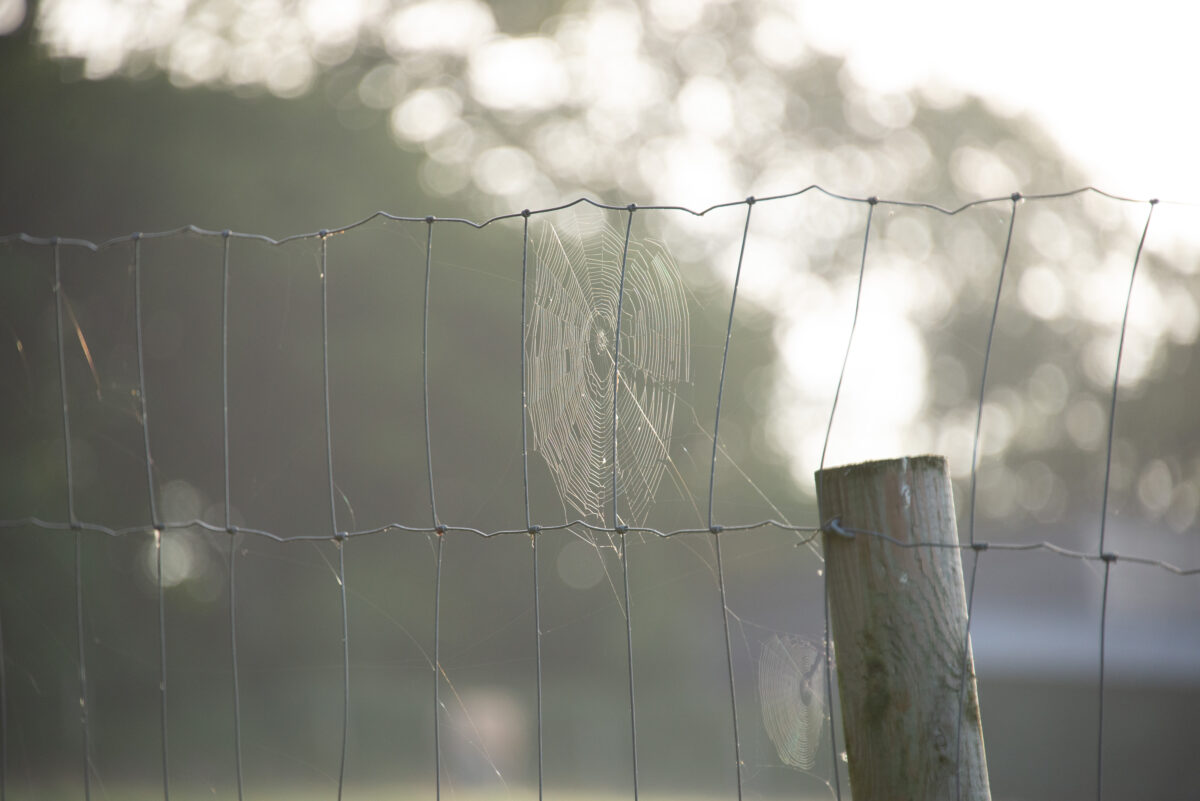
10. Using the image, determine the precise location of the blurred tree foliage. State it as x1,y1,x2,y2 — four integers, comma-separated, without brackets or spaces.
6,0,1199,538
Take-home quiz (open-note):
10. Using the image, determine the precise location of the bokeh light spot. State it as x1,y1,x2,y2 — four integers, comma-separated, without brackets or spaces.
385,0,494,55
472,146,536,197
469,36,567,112
0,0,26,35
1018,265,1065,320
390,87,462,143
556,537,606,590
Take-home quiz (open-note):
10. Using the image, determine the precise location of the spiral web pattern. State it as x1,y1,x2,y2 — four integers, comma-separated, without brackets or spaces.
525,208,690,527
758,634,827,772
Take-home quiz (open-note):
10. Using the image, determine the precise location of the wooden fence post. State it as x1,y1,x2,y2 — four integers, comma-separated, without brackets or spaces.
815,455,990,801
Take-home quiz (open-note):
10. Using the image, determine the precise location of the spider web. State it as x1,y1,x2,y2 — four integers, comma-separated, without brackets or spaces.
524,207,691,528
758,634,828,773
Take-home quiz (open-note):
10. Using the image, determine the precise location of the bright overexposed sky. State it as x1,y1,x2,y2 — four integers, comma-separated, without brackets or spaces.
795,0,1199,202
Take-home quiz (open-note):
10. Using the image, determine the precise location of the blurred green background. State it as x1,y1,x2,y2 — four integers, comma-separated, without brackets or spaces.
2,1,1199,799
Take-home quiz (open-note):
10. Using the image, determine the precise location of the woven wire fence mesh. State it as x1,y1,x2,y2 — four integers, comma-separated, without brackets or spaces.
1,186,1199,800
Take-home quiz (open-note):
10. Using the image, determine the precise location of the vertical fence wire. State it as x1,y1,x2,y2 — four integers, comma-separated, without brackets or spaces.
132,235,171,801
819,568,839,799
54,240,91,801
518,210,547,801
220,231,246,801
220,234,232,526
520,211,533,530
706,198,754,530
816,197,876,801
817,197,875,480
53,240,77,527
319,235,338,539
155,532,169,801
618,528,639,801
955,547,983,799
423,219,440,531
966,196,1019,549
611,207,635,532
75,531,89,801
954,194,1019,798
1096,559,1113,801
609,206,640,800
227,533,244,801
712,537,743,800
432,531,445,801
530,528,545,801
335,540,350,800
1098,199,1158,556
1094,198,1157,800
421,218,445,801
708,198,756,800
318,233,352,801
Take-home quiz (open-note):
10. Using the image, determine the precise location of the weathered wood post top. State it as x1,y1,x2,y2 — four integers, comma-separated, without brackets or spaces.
816,455,990,801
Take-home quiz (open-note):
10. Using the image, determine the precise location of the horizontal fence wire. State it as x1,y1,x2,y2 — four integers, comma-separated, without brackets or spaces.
1,185,1191,251
1,184,1198,801
1,513,1193,573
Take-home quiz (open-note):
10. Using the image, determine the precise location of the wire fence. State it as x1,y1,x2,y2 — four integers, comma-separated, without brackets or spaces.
1,185,1198,801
